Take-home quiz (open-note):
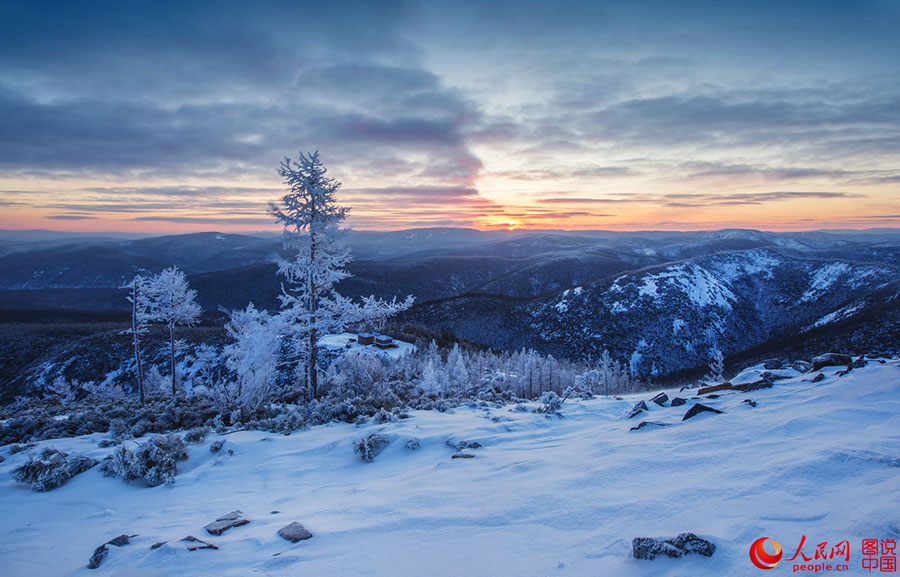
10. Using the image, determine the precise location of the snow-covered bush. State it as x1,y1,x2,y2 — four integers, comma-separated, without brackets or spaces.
183,426,210,444
11,447,98,491
354,432,388,462
536,391,563,415
100,433,188,486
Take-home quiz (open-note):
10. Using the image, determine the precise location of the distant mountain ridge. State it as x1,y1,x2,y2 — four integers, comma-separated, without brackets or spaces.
1,227,899,381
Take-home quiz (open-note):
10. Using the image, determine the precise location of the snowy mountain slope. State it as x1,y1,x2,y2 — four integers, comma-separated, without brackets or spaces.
407,248,900,378
1,360,898,576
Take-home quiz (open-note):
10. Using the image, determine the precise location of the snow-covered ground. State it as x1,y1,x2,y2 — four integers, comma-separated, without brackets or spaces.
1,361,898,576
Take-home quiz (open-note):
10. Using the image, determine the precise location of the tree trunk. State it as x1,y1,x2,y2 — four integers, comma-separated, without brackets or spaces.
170,323,177,396
308,230,318,399
134,334,144,405
131,279,145,405
309,328,318,399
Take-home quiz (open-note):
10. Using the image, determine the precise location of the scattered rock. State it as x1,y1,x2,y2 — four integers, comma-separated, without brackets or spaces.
405,438,420,450
626,400,648,419
87,545,108,569
812,372,825,383
271,510,280,514
446,439,482,451
209,440,225,453
763,358,783,370
851,356,868,369
278,521,313,543
87,535,133,569
97,439,117,448
792,360,812,373
150,541,167,550
106,534,131,547
649,393,669,406
633,533,716,560
742,399,757,408
451,453,475,459
811,353,852,371
683,403,724,421
705,394,721,399
697,382,733,395
744,378,773,391
630,421,672,432
181,535,218,551
204,510,249,535
670,397,687,407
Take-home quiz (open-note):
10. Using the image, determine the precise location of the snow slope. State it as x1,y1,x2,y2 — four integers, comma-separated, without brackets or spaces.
1,361,899,576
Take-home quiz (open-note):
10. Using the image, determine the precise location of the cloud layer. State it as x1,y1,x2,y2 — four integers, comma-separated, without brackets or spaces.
1,0,898,231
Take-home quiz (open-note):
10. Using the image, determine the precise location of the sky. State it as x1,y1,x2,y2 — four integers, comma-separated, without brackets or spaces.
1,0,899,233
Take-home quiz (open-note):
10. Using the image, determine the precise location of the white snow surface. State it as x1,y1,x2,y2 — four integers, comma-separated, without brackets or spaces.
2,361,900,576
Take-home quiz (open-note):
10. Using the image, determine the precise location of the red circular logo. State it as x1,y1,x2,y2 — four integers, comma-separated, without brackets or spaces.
750,537,783,570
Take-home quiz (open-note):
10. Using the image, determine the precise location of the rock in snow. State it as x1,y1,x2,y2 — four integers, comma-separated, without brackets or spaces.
812,372,825,383
792,360,813,373
204,510,249,535
649,392,669,406
87,534,133,569
278,522,313,543
626,400,649,419
181,535,218,551
629,421,672,432
632,532,715,559
670,397,687,407
811,353,852,371
683,403,724,421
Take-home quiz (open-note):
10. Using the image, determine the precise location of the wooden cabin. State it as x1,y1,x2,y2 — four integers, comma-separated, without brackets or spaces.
357,332,375,346
374,334,398,349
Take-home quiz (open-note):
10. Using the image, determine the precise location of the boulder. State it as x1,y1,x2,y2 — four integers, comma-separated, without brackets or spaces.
792,360,812,373
633,533,715,560
629,421,672,432
744,379,773,391
697,382,734,395
204,510,249,535
181,535,218,551
87,545,108,569
742,399,757,408
683,403,724,421
278,521,313,543
812,372,825,383
763,358,783,370
670,397,687,407
451,453,475,459
626,400,648,419
649,393,669,406
851,356,868,369
87,535,133,569
811,353,852,371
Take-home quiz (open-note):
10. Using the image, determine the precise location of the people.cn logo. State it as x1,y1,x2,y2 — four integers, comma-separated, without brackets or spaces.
750,537,783,570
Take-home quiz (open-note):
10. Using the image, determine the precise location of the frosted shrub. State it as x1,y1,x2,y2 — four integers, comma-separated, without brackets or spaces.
183,426,210,444
354,432,388,462
11,447,98,491
536,391,563,415
100,433,188,486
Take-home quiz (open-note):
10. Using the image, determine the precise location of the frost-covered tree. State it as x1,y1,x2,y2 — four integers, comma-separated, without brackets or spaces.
271,151,410,399
122,274,152,404
705,348,725,384
148,266,202,396
358,294,415,332
224,304,285,409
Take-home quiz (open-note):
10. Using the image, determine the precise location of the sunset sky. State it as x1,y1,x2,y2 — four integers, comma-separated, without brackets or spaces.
1,0,899,233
